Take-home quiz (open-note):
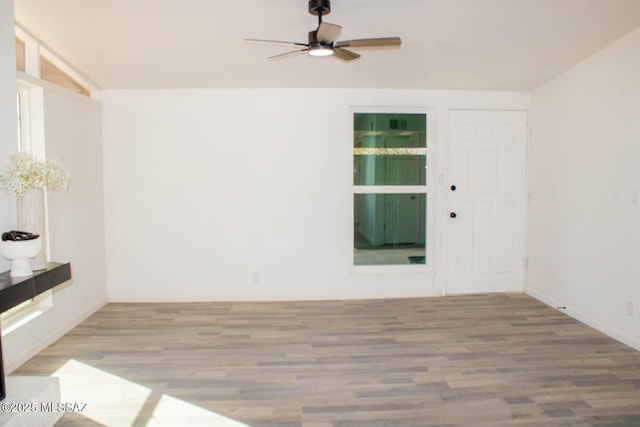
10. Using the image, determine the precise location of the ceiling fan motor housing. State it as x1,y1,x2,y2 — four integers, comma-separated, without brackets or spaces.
308,30,319,44
309,0,331,16
308,30,330,52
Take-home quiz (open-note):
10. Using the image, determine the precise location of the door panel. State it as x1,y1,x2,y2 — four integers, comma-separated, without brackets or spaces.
446,110,527,294
469,150,498,193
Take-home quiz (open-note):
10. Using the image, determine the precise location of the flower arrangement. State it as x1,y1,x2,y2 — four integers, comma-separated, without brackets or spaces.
0,152,71,199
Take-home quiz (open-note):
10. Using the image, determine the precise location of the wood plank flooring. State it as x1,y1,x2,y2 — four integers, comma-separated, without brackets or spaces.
12,294,640,426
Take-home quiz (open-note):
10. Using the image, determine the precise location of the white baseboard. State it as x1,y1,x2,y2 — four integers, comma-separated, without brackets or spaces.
526,286,640,351
108,289,444,303
4,298,108,374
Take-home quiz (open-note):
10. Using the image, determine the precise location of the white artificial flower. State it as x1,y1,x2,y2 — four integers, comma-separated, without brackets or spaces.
0,153,71,199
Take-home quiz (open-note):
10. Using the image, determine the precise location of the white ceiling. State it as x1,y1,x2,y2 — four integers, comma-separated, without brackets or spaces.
14,0,640,91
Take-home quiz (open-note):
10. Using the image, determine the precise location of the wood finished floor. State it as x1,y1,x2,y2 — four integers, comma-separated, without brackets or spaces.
13,294,640,427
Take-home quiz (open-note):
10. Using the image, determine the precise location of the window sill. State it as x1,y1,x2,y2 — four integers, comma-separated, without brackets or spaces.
351,264,433,275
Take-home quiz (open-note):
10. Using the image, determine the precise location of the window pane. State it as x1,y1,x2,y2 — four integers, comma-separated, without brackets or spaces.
354,113,427,186
16,92,22,151
354,193,426,266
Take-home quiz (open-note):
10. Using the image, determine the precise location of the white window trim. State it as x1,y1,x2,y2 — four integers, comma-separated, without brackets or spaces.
354,185,429,194
350,108,436,274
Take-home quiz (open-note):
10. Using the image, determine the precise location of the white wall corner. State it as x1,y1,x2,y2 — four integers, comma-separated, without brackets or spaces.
526,286,640,352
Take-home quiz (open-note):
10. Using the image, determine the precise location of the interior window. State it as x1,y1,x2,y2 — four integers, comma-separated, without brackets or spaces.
353,113,428,267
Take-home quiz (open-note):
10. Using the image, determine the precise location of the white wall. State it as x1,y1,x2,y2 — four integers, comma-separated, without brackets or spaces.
528,27,640,350
0,0,17,273
3,81,108,372
97,89,529,302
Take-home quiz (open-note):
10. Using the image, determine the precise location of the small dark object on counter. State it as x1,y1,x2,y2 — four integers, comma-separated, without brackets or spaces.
1,230,40,241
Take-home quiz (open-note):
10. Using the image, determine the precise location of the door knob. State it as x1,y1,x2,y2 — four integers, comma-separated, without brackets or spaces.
450,212,457,218
450,185,457,191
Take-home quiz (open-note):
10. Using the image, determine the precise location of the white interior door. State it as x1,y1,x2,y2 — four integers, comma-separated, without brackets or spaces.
446,110,528,294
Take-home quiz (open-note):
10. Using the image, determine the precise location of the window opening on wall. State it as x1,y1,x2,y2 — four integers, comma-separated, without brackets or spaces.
1,81,52,335
16,92,21,149
15,83,35,153
353,112,429,268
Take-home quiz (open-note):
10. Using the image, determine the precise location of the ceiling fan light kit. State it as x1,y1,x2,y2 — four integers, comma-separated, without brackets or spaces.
307,27,334,57
308,46,334,57
245,0,401,62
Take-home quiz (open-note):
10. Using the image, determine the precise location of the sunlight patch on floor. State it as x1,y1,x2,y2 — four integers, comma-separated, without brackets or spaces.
147,394,250,426
53,359,151,426
52,359,250,426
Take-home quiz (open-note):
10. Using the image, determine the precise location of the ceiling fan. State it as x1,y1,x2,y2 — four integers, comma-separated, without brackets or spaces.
245,0,401,61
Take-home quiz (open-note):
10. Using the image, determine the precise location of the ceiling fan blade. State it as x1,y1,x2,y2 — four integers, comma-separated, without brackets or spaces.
335,37,401,48
333,47,360,61
267,48,310,60
244,38,309,47
317,22,342,44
